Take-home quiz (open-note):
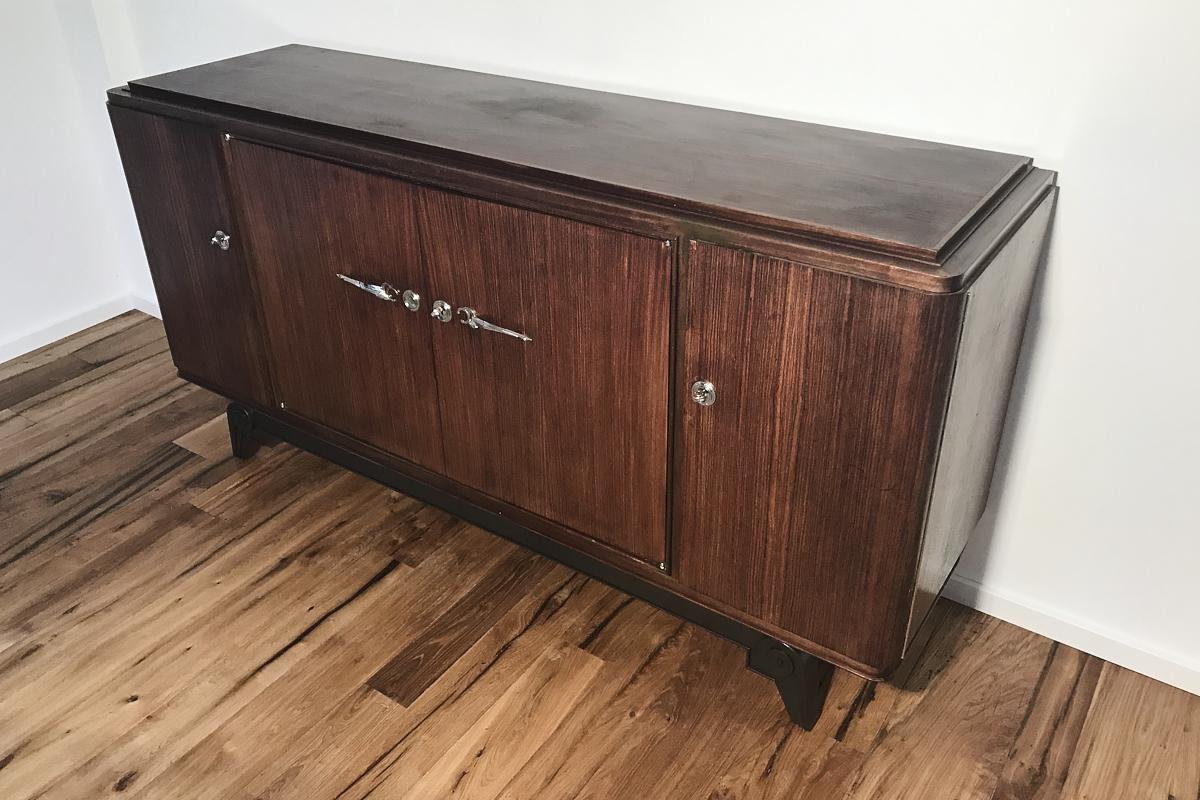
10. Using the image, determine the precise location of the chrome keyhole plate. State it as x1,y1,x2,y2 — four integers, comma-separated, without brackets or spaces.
210,230,231,250
691,380,716,406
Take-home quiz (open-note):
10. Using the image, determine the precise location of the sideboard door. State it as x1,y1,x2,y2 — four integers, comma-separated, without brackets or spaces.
416,189,672,565
109,108,272,406
674,241,963,675
227,142,445,472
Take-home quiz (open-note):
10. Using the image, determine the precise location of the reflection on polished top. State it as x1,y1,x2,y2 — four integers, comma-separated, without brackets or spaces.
128,43,1031,263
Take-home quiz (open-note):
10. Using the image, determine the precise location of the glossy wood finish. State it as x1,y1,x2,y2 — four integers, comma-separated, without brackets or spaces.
124,44,1030,266
2,318,1195,800
106,46,1059,694
109,84,1059,295
417,188,671,565
908,192,1057,644
108,107,271,406
675,242,963,675
226,139,445,472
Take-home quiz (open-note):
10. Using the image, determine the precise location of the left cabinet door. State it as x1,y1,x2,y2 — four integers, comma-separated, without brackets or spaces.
225,141,445,472
109,108,272,406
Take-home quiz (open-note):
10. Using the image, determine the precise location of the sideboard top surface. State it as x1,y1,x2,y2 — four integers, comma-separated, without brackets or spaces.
124,44,1032,265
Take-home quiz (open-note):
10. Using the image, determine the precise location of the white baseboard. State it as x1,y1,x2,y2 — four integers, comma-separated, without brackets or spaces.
945,573,1200,696
128,293,161,319
0,296,139,364
0,293,162,364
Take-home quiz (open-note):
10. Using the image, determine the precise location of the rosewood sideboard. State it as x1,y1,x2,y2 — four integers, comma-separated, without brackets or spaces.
107,44,1056,728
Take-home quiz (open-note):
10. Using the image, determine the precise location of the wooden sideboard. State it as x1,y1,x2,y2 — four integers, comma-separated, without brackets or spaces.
108,44,1056,728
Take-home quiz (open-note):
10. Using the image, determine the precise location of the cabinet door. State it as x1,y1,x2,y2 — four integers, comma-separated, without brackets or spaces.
674,242,962,675
417,189,671,565
227,142,444,471
109,108,271,405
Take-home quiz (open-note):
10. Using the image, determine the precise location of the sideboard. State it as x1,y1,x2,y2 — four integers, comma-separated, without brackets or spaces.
108,44,1057,728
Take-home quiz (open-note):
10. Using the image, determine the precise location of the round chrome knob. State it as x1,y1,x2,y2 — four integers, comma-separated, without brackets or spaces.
430,299,452,322
691,380,716,406
402,289,421,311
210,230,231,250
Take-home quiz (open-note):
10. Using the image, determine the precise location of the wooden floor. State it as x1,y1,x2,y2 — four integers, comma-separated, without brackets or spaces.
0,311,1196,800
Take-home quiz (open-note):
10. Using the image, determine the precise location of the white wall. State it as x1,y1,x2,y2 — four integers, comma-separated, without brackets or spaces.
12,2,1200,691
0,2,145,361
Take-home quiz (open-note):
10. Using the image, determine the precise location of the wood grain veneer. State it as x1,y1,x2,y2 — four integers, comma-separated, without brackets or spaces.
108,107,272,407
674,241,964,673
226,139,445,472
416,187,672,565
123,44,1029,266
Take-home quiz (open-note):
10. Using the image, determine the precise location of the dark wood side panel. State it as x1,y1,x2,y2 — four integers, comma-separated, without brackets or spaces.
108,107,271,406
675,242,964,675
416,188,672,566
906,190,1058,646
226,140,444,472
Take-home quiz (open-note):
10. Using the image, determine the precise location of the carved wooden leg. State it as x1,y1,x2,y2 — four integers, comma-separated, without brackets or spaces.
226,403,260,459
747,636,834,729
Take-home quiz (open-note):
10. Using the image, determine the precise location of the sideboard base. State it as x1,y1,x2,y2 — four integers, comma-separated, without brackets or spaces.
747,637,835,729
226,404,259,460
224,402,835,728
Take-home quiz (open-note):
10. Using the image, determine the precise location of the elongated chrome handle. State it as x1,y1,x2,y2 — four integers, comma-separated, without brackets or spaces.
456,307,531,342
336,273,400,302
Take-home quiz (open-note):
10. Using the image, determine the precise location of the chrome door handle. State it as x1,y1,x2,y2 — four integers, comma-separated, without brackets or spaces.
336,273,400,302
456,307,531,342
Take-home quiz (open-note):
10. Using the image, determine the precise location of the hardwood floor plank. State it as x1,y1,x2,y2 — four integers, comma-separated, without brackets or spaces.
585,628,863,800
127,528,520,800
0,467,371,704
833,598,955,750
0,316,1192,800
0,441,196,573
0,431,284,617
188,447,454,573
1059,663,1200,800
35,550,415,800
0,349,202,486
0,408,32,444
71,316,173,366
0,388,226,550
390,501,483,568
0,311,145,383
837,604,1055,800
570,629,760,800
253,685,415,799
0,476,413,800
316,571,608,800
494,605,703,799
9,336,170,423
0,499,217,649
993,643,1104,800
0,353,94,410
188,446,340,524
672,719,864,800
0,383,222,529
174,413,236,460
368,547,559,705
392,645,603,800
